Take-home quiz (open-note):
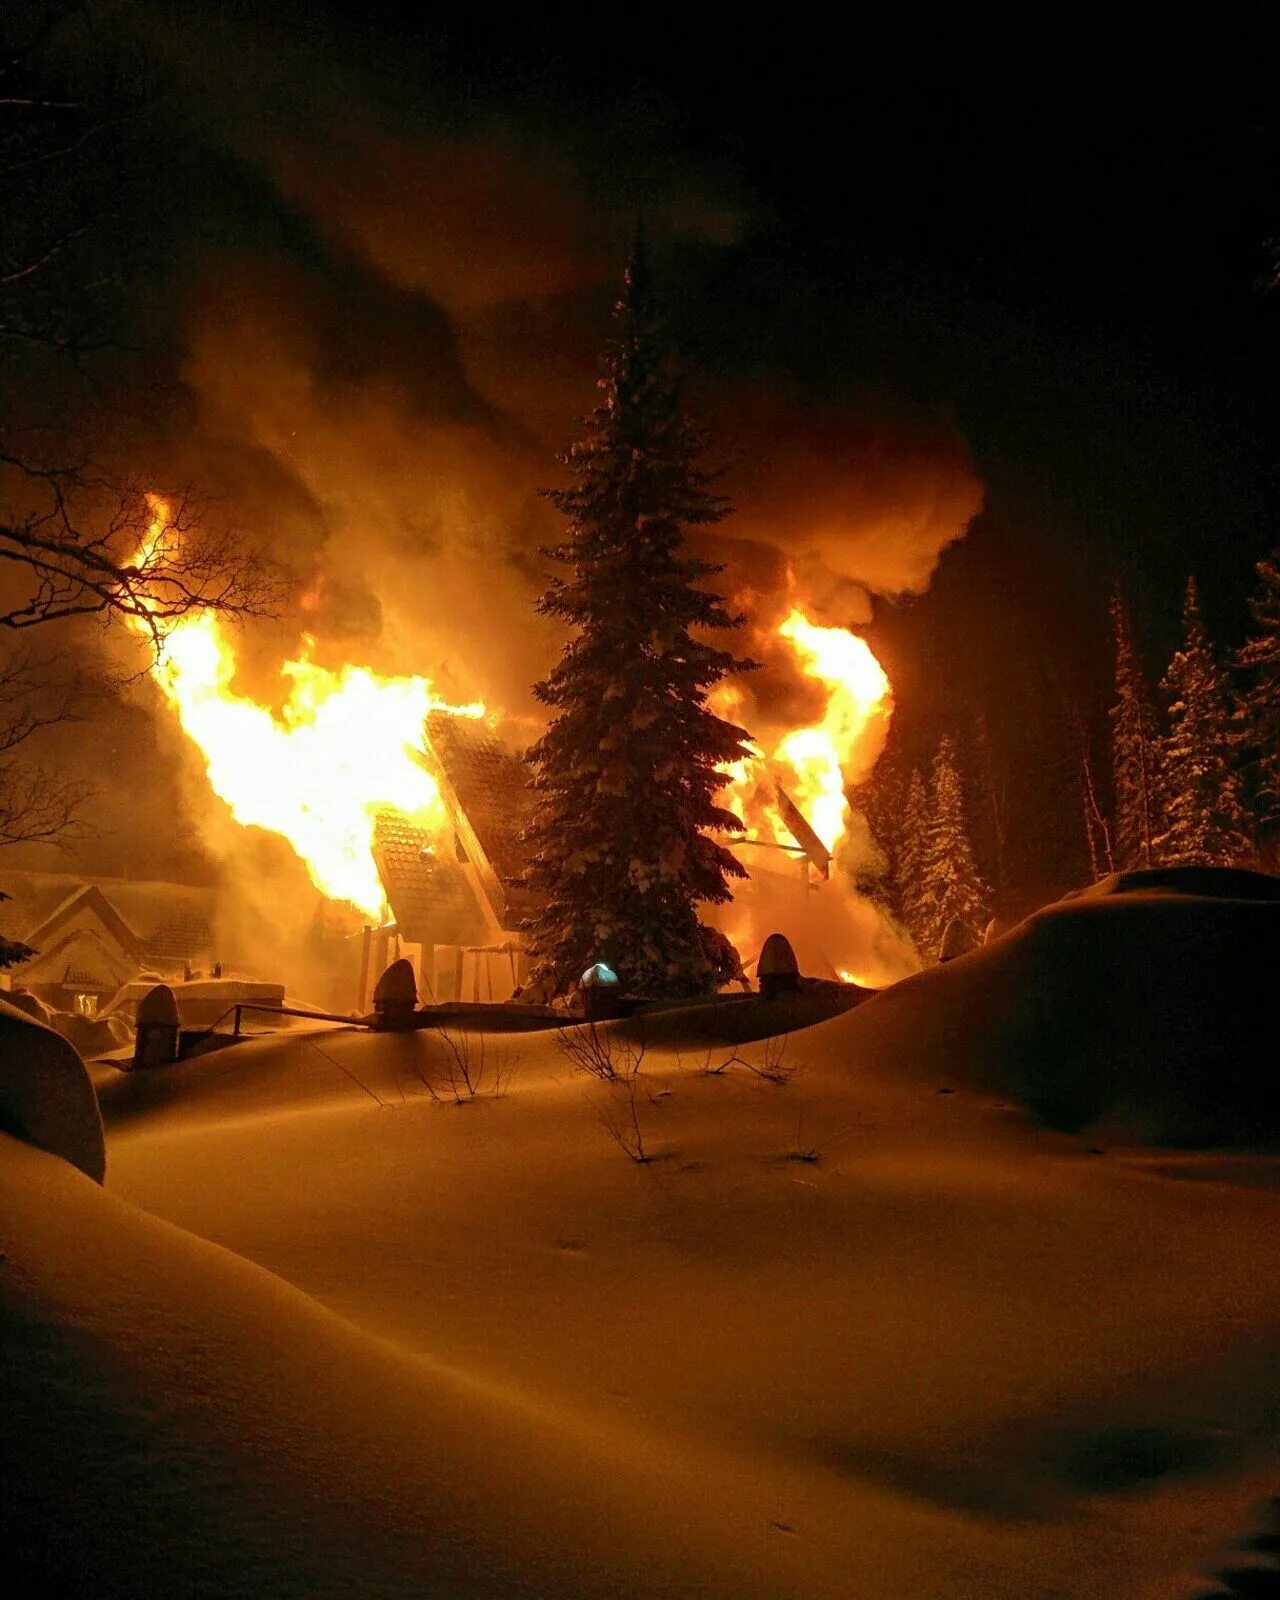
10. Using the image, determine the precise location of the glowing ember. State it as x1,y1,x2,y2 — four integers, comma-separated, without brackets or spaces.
134,498,483,918
717,605,892,857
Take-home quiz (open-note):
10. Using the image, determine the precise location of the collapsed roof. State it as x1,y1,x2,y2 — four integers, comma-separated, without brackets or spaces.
373,714,537,947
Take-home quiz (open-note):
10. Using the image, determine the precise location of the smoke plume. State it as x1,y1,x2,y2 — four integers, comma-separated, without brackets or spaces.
11,4,984,989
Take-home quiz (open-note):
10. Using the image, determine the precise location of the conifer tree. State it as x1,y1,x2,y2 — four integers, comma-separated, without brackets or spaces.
1155,578,1253,868
851,752,905,917
1236,551,1280,821
896,766,931,951
1109,591,1162,870
523,246,754,997
918,736,988,958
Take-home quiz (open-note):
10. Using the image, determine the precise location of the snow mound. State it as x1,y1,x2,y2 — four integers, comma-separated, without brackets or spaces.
831,880,1280,1143
0,1126,979,1600
0,998,105,1182
1064,864,1280,903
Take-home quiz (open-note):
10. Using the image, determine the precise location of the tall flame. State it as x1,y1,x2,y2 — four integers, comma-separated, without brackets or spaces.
717,605,891,856
133,498,483,918
773,608,891,852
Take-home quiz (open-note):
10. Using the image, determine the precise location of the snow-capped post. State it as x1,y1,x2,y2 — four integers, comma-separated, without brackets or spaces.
939,916,979,961
133,984,180,1069
523,234,757,999
372,958,418,1031
579,960,622,1021
757,932,800,998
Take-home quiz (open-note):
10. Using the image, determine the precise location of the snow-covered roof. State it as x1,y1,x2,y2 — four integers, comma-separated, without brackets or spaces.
0,873,216,971
18,926,140,993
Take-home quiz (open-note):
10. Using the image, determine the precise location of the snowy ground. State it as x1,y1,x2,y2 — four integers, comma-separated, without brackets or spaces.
3,978,1280,1598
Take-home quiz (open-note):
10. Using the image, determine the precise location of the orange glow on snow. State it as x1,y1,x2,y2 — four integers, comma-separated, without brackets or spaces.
134,498,483,918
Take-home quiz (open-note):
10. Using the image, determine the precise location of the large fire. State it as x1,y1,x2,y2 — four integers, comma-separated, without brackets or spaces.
133,497,894,978
133,499,483,918
711,604,900,988
716,605,891,859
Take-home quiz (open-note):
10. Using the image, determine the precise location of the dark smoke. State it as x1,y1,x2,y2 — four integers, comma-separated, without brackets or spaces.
9,3,982,929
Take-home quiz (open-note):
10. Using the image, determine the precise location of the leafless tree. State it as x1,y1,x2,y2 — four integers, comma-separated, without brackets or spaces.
678,1045,736,1076
0,485,277,646
0,11,280,847
722,1032,799,1086
554,1022,655,1162
1,12,278,641
595,1064,651,1164
0,646,89,845
783,1104,866,1166
408,1027,518,1103
553,1019,645,1083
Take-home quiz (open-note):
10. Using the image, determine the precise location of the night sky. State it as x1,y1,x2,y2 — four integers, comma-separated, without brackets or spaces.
12,3,1280,903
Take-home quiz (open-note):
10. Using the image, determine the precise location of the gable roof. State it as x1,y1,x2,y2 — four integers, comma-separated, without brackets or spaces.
422,713,537,930
25,884,143,964
372,812,488,947
18,925,140,992
0,874,216,970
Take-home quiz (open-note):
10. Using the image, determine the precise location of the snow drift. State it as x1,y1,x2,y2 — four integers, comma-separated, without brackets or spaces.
5,869,1280,1596
5,993,1280,1593
835,868,1280,1144
0,998,104,1181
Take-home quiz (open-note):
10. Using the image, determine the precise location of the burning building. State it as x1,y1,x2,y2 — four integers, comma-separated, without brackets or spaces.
111,500,919,1002
367,712,536,1005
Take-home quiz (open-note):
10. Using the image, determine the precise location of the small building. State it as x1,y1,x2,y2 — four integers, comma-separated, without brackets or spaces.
0,875,216,1016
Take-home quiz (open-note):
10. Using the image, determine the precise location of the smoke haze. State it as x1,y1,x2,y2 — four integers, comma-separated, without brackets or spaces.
8,2,983,982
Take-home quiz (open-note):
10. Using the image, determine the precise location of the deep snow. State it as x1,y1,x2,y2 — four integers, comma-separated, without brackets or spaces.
3,881,1280,1597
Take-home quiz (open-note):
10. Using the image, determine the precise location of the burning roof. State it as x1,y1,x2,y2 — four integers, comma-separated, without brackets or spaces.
371,813,485,947
369,716,537,945
422,712,537,918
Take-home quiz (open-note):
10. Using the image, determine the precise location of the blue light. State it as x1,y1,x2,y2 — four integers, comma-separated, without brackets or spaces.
581,961,619,987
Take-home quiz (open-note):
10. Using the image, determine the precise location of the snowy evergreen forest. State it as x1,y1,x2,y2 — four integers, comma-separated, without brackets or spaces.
858,554,1280,960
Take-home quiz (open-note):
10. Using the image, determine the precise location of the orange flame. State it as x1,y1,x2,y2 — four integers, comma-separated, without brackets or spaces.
773,608,890,852
133,498,483,918
717,605,891,857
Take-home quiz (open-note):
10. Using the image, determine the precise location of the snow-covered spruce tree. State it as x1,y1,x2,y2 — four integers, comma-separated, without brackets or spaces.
896,767,931,952
919,736,989,959
1155,578,1253,868
523,247,755,998
1109,590,1162,871
851,752,905,918
1236,551,1280,823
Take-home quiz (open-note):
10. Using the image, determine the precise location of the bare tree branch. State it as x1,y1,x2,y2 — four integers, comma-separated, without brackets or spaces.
0,7,286,858
0,483,283,649
0,756,89,846
0,641,94,847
